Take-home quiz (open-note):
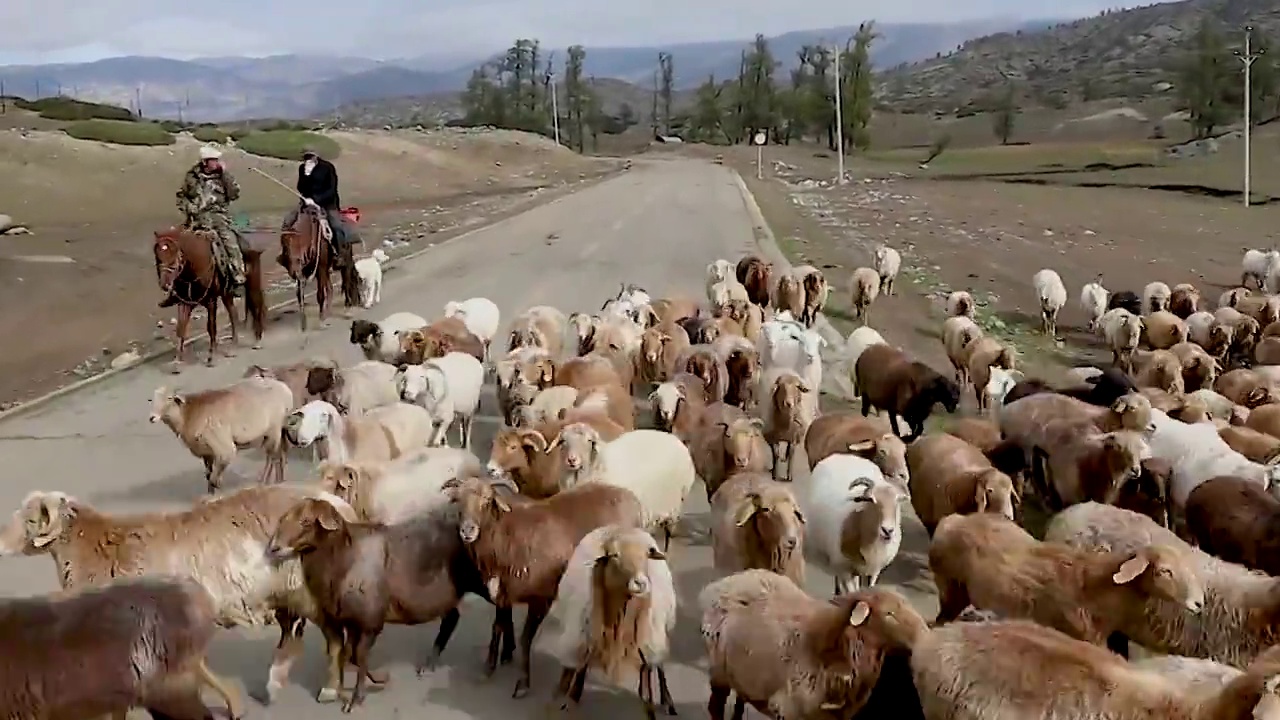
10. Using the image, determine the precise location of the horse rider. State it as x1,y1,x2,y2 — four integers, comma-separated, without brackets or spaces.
280,145,349,267
168,144,246,305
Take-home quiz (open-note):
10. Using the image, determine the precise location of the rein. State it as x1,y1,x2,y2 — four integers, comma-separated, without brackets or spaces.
158,239,217,306
283,211,325,283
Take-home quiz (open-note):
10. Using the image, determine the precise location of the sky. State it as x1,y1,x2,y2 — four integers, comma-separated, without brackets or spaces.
0,0,1150,66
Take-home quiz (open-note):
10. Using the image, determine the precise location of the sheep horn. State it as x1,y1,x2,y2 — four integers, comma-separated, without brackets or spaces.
848,477,874,496
489,476,520,494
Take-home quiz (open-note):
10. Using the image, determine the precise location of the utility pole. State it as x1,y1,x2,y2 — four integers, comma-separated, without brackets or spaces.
549,72,561,145
831,43,845,184
1235,25,1264,207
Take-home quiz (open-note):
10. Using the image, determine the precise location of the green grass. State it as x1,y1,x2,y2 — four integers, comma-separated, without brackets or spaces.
63,119,175,146
235,130,340,161
16,96,135,122
868,141,1164,176
191,126,231,144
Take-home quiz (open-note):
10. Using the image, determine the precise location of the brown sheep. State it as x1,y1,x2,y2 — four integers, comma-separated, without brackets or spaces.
1169,283,1201,318
486,418,625,499
773,274,804,319
710,313,745,340
648,372,708,439
718,337,762,411
803,413,909,487
760,369,817,481
243,357,337,409
648,297,701,327
718,299,764,342
399,317,485,363
1141,310,1189,350
710,473,806,583
1219,426,1280,463
1185,475,1280,577
1139,388,1212,423
854,344,961,439
495,347,557,426
554,354,626,394
265,497,492,712
906,433,1020,537
677,314,721,345
690,403,772,502
1216,368,1277,408
1035,427,1151,509
1215,306,1261,362
1132,349,1185,395
1257,336,1280,365
676,344,730,404
1119,458,1174,529
964,336,1016,413
797,267,829,327
942,315,984,387
929,512,1204,645
0,576,237,720
507,305,567,359
568,382,635,431
944,417,1003,453
1246,403,1280,439
443,476,644,698
1169,341,1219,392
736,255,774,308
1236,294,1280,328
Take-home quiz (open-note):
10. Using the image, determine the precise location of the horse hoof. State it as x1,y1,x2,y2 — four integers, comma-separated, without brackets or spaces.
169,362,183,375
252,342,264,350
316,688,339,704
205,357,216,368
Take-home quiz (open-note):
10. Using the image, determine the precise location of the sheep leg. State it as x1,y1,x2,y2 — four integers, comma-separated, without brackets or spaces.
265,611,306,704
463,413,475,450
416,607,461,674
342,630,378,713
656,666,677,715
511,600,550,699
196,658,243,720
708,685,730,720
142,672,216,720
484,606,516,675
730,695,747,720
638,663,656,719
316,624,345,704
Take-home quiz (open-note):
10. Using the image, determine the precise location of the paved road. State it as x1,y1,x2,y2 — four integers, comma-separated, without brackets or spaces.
0,158,935,719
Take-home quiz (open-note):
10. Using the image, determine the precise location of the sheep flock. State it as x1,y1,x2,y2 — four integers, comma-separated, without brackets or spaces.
10,246,1280,720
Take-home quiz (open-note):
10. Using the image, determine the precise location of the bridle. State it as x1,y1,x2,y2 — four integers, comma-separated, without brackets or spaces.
156,233,216,306
282,205,324,283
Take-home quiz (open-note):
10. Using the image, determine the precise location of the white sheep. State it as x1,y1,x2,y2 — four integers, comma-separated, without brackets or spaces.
353,249,388,309
706,259,735,299
1079,273,1108,332
540,525,677,715
849,267,881,324
794,453,907,595
709,278,751,308
833,325,887,399
394,351,485,449
331,360,400,416
1189,389,1249,425
351,312,427,362
1242,248,1280,290
984,366,1026,411
1147,408,1280,507
872,245,901,296
443,297,501,360
548,424,697,550
509,305,570,359
1031,268,1067,336
1143,281,1172,314
757,313,812,371
284,399,434,463
1099,307,1144,372
514,386,580,427
318,445,483,525
946,290,976,318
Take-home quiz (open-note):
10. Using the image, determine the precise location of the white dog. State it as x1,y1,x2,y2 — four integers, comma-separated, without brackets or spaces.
354,249,389,309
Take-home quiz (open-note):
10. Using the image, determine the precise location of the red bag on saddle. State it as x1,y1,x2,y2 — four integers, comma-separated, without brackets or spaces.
339,207,361,224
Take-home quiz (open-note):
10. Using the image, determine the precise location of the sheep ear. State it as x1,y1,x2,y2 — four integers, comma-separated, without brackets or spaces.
1113,555,1149,584
794,509,806,524
493,496,512,513
974,487,988,513
749,418,764,431
797,381,812,393
847,440,876,453
647,546,666,561
732,496,760,526
1111,397,1130,413
172,395,186,407
848,601,871,627
1265,674,1280,694
315,505,342,531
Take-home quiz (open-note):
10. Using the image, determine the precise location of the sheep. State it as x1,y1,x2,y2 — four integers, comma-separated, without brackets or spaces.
796,454,907,595
1099,307,1144,371
964,336,1016,413
637,325,691,386
909,617,1280,720
1133,349,1186,395
1246,402,1280,437
1216,368,1277,408
0,485,362,704
353,248,388,309
1143,280,1172,314
905,433,1019,536
1130,655,1245,703
706,259,735,299
1237,294,1280,328
983,366,1026,411
1215,306,1262,362
1141,388,1212,423
833,325,888,399
1194,388,1251,426
946,290,976,318
508,305,568,359
394,351,484,448
348,311,426,362
1002,367,1138,409
1079,274,1109,331
757,311,807,368
648,296,701,327
541,525,678,716
944,417,1003,453
243,356,338,409
284,399,434,464
513,386,579,428
735,255,774,308
849,267,881,324
709,473,806,583
648,372,708,439
942,315,984,387
929,512,1203,644
1169,282,1201,318
308,359,400,417
803,413,909,487
1242,248,1280,289
676,313,720,346
1142,310,1189,350
1147,408,1280,507
709,277,750,308
772,273,805,319
398,317,485,364
1257,335,1280,365
1219,426,1280,463
689,404,773,502
443,475,643,698
793,264,829,327
1185,475,1280,577
714,334,762,410
700,570,927,720
855,343,961,439
546,424,697,550
1047,501,1280,666
759,368,817,481
1221,286,1253,309
1187,310,1236,361
676,344,730,405
443,296,501,360
265,497,491,712
320,446,483,525
0,576,238,720
495,346,556,425
1170,341,1220,392
566,376,635,431
1107,289,1142,314
149,376,293,492
873,244,901,296
1032,268,1067,336
485,416,625,499
717,299,763,342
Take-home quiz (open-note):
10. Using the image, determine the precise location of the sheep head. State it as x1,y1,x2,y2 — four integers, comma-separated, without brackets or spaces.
394,364,429,402
266,498,347,561
0,491,73,555
973,469,1018,521
398,329,429,365
731,485,804,569
641,328,673,366
649,383,684,431
568,312,598,355
1247,386,1276,408
1098,431,1153,501
984,367,1025,410
444,476,516,544
721,418,767,471
349,319,380,347
1109,393,1156,435
837,588,929,652
686,352,719,392
708,259,733,283
850,477,906,543
771,373,811,422
595,528,665,600
847,434,909,487
486,428,549,485
1111,544,1204,614
284,400,337,446
148,386,183,428
318,463,364,508
547,422,602,482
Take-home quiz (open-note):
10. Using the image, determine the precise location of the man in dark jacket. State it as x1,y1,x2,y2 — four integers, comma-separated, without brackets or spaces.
280,146,349,264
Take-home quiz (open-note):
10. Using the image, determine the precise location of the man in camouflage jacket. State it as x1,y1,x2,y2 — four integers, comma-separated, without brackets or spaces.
174,145,246,293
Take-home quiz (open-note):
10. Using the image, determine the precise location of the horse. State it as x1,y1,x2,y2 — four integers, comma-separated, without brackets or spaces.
153,228,266,371
279,205,359,330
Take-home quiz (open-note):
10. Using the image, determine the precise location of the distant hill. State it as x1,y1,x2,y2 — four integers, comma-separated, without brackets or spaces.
0,18,1058,122
878,0,1280,113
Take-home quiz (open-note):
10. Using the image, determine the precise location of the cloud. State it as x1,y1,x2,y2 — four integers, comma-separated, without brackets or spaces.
0,0,1146,64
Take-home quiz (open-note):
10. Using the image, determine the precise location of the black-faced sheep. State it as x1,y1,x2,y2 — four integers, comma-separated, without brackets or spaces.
854,344,961,439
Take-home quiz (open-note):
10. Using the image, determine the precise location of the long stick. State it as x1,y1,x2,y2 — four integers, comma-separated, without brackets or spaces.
249,166,304,201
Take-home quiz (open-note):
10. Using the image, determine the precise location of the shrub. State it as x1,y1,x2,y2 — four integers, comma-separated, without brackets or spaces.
192,126,231,143
235,130,340,160
63,119,175,146
17,96,135,122
159,120,186,133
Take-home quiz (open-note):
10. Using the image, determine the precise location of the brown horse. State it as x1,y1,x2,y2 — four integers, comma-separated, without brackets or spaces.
279,205,357,330
153,228,265,370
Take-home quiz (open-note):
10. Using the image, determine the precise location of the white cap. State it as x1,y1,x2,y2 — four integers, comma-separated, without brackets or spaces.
199,144,222,160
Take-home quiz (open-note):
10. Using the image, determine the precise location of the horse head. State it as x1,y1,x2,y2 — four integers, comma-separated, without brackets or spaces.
153,229,185,293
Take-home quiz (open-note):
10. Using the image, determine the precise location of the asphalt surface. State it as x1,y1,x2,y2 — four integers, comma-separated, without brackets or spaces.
0,158,936,719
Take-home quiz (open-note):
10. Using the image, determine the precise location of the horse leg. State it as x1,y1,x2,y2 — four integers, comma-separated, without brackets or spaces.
205,300,219,367
221,292,240,354
172,304,193,373
317,259,332,328
296,280,307,332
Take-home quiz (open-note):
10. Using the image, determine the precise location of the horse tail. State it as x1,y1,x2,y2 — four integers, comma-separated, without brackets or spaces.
243,249,267,340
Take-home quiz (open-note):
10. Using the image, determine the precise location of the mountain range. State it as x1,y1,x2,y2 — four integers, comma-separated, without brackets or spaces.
0,18,1061,122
